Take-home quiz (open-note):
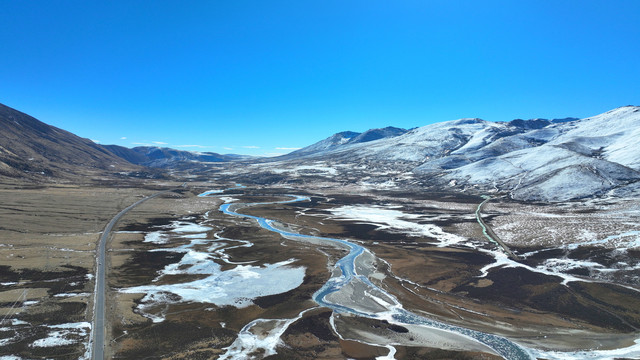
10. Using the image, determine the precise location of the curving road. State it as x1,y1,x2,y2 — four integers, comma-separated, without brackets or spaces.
475,196,518,260
91,189,178,360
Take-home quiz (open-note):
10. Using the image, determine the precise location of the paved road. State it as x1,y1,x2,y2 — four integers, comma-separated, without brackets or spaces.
475,196,519,260
91,189,176,360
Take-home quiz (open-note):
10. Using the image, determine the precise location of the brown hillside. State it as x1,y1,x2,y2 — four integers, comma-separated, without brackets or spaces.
0,103,139,181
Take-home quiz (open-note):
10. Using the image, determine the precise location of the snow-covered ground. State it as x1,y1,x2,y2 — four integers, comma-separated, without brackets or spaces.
1,320,91,359
484,198,640,285
120,217,306,322
324,199,640,291
218,308,317,360
270,163,338,175
531,338,640,360
122,255,305,320
328,205,466,247
30,322,91,348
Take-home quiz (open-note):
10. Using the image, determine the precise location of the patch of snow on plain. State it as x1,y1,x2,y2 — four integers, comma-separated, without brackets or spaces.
143,221,213,246
531,337,640,360
539,258,604,274
171,221,213,233
30,322,90,348
360,180,397,189
294,165,337,174
53,292,90,298
477,249,588,285
121,211,303,323
121,257,305,319
569,231,640,251
144,232,168,244
329,205,466,247
0,335,18,347
270,164,338,175
159,250,218,275
219,308,316,360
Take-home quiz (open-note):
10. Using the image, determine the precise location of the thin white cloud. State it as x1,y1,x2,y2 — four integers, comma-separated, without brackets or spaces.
176,144,207,148
223,147,233,150
263,152,285,157
153,141,168,145
242,145,260,149
91,139,100,143
120,136,127,140
275,147,301,150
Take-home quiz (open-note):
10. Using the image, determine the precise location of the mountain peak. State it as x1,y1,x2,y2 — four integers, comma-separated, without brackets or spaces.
508,118,551,130
285,127,408,158
331,131,360,143
451,118,485,125
350,126,407,144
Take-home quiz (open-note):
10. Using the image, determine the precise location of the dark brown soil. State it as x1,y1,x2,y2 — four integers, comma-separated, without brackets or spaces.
454,266,640,331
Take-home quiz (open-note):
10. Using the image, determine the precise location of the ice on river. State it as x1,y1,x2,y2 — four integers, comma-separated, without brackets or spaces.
121,253,305,320
198,189,224,197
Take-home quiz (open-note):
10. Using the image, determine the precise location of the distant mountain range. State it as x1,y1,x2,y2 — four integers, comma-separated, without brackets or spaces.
0,103,250,181
102,145,252,168
1,101,638,202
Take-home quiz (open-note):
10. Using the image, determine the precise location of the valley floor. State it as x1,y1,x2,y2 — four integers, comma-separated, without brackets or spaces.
0,181,639,359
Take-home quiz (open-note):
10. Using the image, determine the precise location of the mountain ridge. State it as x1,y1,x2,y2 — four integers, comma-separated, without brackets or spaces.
247,106,640,201
0,103,140,181
281,126,408,159
2,101,638,202
102,145,251,168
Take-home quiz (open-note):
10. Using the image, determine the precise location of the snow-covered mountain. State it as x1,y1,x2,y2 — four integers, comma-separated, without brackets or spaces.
434,106,640,201
283,127,407,158
253,106,640,201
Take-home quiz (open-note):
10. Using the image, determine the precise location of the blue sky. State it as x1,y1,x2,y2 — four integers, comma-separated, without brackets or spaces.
1,1,639,156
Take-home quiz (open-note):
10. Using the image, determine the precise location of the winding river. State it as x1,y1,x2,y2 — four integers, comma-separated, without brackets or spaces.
214,193,533,359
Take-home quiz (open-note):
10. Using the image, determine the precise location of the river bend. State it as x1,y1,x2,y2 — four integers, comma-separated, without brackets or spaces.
217,194,532,360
